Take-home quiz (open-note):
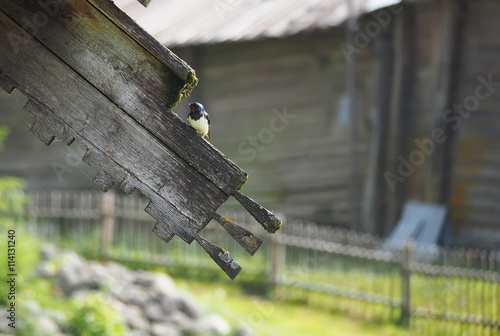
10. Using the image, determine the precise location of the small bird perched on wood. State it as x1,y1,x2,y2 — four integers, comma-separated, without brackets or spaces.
188,102,210,141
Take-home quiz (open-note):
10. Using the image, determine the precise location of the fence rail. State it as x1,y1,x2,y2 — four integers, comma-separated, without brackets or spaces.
22,190,500,335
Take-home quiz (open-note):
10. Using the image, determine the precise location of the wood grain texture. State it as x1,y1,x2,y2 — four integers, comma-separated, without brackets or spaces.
0,0,247,195
232,190,282,233
213,212,263,256
88,0,193,83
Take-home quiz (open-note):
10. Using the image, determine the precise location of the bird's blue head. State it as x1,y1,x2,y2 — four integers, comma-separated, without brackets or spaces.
189,102,205,113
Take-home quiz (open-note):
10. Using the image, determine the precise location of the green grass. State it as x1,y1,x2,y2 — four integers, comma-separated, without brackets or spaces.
174,279,411,336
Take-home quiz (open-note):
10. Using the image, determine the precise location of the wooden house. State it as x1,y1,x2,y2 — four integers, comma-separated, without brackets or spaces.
1,0,500,250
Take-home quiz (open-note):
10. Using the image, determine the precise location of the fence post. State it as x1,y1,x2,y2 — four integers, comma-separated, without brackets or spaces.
400,240,414,326
100,191,116,260
270,214,286,284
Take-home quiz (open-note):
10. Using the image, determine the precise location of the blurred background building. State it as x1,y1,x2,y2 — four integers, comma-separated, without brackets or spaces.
1,0,499,249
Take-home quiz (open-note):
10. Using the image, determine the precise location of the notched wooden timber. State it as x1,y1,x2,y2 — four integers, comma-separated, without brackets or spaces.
213,213,263,256
0,71,16,94
0,2,281,279
232,190,282,233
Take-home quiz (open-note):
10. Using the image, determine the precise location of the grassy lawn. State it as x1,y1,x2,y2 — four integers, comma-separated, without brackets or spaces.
175,278,412,336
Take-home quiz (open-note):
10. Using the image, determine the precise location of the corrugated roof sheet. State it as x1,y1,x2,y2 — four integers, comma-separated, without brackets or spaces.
114,0,401,47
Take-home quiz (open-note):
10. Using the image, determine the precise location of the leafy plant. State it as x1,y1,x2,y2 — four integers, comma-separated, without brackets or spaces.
67,294,127,336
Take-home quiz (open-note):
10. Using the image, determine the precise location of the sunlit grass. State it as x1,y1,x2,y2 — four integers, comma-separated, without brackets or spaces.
175,279,411,336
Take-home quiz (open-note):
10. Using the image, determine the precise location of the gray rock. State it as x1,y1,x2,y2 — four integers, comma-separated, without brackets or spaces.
127,330,151,336
107,261,134,282
24,300,41,315
59,251,85,269
174,292,203,319
123,287,152,309
191,314,231,335
34,261,57,278
37,315,60,336
134,270,157,287
150,322,180,336
121,305,150,332
159,295,176,315
59,266,83,295
144,302,165,322
164,311,192,330
0,307,10,333
85,261,113,289
148,273,177,298
40,244,58,261
235,325,254,336
44,308,67,326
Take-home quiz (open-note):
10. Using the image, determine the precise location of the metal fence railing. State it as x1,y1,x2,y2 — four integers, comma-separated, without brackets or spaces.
21,189,500,335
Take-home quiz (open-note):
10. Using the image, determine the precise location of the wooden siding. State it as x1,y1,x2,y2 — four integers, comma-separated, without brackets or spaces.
449,0,500,249
173,29,378,227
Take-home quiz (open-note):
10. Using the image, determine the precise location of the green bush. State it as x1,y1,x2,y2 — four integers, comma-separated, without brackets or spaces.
0,126,27,228
67,294,128,336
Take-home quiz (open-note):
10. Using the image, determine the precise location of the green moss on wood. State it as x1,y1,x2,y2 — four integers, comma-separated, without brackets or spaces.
166,69,199,109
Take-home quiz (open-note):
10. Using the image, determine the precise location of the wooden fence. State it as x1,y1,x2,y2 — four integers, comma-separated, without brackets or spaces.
22,190,500,335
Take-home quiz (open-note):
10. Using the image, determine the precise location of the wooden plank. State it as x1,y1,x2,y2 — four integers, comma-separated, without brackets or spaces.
88,0,193,83
362,20,394,235
427,0,464,203
0,0,247,195
383,6,417,233
0,13,226,242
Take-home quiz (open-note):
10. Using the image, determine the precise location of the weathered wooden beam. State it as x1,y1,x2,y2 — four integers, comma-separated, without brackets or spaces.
232,190,282,233
0,0,247,195
0,12,224,238
213,213,263,256
0,1,282,278
88,0,193,84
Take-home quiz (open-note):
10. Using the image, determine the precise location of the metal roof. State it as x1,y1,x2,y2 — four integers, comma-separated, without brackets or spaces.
115,0,401,47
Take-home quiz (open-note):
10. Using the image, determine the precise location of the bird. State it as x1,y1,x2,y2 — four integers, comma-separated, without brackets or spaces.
187,102,210,141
